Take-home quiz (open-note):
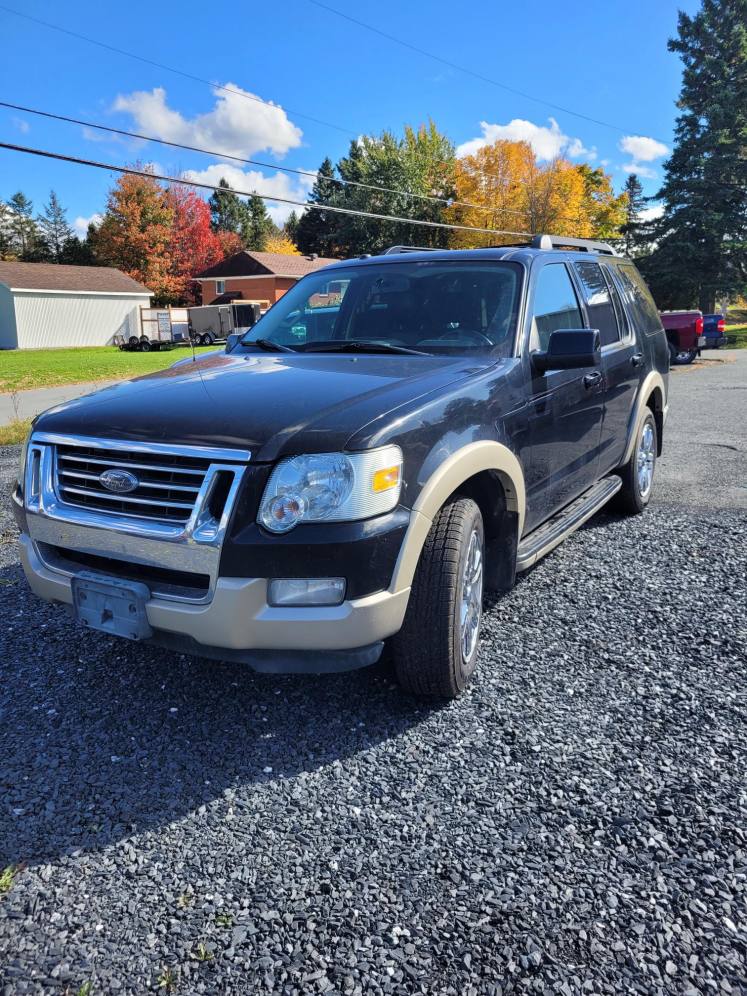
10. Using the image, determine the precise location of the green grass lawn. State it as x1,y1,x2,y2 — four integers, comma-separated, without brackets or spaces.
725,325,747,348
0,346,185,393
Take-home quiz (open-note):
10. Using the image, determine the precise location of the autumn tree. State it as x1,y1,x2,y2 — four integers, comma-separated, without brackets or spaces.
37,191,74,261
92,169,176,303
165,185,225,303
447,141,625,245
264,233,301,255
639,0,747,311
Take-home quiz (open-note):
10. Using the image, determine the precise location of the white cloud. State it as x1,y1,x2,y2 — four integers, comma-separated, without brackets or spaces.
73,213,103,238
619,135,668,162
457,117,595,162
12,117,30,134
181,163,315,226
621,162,658,180
113,84,303,159
639,204,665,222
618,135,668,181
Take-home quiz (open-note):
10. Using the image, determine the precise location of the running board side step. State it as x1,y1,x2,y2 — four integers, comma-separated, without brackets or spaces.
516,476,622,572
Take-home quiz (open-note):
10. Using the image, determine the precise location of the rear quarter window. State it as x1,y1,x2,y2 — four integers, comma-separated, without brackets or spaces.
612,263,663,336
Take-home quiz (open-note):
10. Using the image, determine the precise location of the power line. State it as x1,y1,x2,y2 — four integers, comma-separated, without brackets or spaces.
0,3,633,192
0,141,535,239
0,3,353,136
0,99,585,227
306,0,654,139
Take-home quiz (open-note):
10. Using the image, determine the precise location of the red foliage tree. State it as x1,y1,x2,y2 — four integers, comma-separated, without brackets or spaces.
166,185,225,304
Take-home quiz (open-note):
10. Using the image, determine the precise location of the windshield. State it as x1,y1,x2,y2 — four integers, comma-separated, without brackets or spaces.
240,260,523,357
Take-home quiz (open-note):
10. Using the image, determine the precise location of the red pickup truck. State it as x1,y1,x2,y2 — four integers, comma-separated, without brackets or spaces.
660,311,706,365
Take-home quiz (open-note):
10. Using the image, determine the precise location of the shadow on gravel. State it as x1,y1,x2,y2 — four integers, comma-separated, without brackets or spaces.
0,562,436,868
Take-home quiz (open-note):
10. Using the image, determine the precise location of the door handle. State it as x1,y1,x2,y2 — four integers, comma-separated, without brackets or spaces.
583,371,603,389
631,352,644,367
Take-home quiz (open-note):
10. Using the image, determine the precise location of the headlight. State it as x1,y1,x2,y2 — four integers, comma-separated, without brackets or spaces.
258,445,403,533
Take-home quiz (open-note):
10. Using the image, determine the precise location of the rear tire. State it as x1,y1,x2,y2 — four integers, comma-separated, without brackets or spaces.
613,410,657,515
391,498,484,700
139,339,151,352
669,343,696,365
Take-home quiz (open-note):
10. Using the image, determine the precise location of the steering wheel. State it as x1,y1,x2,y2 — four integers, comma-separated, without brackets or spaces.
436,329,493,346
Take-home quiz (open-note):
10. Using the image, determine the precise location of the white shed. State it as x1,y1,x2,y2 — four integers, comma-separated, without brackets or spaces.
0,261,152,349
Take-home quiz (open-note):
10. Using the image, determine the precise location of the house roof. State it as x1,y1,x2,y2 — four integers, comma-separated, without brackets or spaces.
194,250,338,280
0,261,151,295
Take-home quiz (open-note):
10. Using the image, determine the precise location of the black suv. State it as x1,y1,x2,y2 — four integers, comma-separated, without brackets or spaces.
13,235,669,699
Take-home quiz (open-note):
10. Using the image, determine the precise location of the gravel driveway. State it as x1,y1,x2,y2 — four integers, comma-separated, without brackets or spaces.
1,354,745,995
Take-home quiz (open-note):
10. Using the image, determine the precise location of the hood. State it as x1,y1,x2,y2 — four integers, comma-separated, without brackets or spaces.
34,350,487,461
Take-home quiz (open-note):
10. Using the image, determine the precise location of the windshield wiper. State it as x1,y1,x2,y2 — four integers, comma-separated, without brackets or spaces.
302,340,431,356
246,338,296,353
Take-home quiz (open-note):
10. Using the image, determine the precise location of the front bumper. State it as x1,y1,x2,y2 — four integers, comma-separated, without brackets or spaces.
19,532,410,672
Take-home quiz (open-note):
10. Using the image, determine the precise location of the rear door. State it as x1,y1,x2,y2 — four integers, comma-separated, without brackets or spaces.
522,261,605,531
572,259,643,475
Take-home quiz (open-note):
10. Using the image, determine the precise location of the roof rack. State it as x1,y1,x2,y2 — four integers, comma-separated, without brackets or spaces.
531,234,618,255
382,245,441,255
382,237,618,257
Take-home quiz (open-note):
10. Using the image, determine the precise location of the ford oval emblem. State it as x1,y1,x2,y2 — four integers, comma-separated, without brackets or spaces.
99,468,139,494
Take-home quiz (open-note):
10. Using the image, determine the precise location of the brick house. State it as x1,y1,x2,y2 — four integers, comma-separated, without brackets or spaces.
193,250,339,307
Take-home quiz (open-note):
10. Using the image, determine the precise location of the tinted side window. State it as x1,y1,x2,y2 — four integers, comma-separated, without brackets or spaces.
613,263,662,335
602,264,629,339
530,264,583,351
573,261,620,347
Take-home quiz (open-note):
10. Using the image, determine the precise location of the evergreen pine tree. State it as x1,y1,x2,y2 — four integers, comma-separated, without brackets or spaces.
295,158,339,256
208,178,249,234
241,194,272,250
641,0,747,310
37,190,74,261
8,191,45,259
620,174,648,257
283,210,300,244
0,200,14,259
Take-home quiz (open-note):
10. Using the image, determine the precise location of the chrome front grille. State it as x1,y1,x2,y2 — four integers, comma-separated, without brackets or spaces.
55,442,211,524
24,433,250,561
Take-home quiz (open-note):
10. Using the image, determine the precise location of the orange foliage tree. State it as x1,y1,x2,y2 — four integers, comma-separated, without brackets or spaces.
447,141,626,247
92,170,177,303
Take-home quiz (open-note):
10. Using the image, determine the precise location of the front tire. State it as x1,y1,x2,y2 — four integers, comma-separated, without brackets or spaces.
613,410,657,514
391,498,484,699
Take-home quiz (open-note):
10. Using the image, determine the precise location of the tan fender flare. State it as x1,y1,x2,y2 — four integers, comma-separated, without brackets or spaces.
621,370,667,464
389,440,525,594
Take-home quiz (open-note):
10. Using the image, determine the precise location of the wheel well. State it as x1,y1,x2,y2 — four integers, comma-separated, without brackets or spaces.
646,388,664,455
450,470,518,592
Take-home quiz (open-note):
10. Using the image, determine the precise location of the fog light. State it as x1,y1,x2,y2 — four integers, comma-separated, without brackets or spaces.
268,578,346,607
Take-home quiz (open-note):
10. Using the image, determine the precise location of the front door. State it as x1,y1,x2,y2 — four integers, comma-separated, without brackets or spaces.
522,261,605,532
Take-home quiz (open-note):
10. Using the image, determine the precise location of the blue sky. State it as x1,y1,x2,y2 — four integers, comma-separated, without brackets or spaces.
0,0,698,237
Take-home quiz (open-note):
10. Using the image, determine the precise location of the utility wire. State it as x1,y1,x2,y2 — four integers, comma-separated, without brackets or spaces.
0,99,586,227
0,141,535,239
306,0,654,139
0,3,629,191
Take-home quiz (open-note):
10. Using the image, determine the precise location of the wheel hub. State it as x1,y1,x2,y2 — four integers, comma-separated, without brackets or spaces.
460,528,483,662
637,422,655,497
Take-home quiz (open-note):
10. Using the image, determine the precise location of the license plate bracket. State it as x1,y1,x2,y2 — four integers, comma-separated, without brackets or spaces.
71,571,153,641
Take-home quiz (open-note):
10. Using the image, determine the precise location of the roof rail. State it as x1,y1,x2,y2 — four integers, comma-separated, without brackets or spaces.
382,245,441,255
531,234,618,256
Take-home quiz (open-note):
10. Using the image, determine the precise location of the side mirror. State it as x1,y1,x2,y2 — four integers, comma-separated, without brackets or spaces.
225,332,243,353
532,328,601,374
